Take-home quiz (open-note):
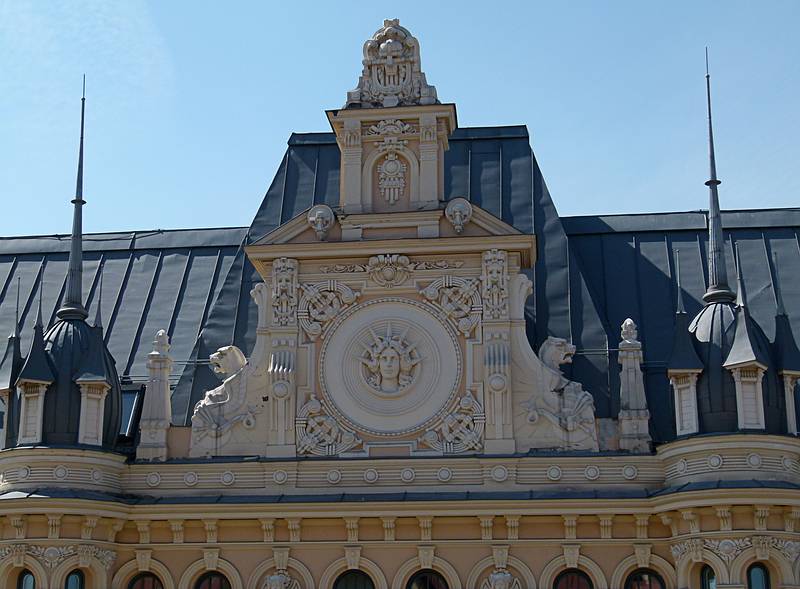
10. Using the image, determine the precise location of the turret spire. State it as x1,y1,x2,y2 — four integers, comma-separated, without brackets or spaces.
702,50,735,304
13,277,21,337
675,250,687,313
57,76,89,320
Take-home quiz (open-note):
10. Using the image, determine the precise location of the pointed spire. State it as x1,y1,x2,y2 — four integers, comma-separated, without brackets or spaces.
57,76,89,321
0,278,24,391
702,49,735,304
724,243,770,370
772,252,787,316
17,288,55,386
93,263,104,329
675,250,687,313
734,243,747,308
36,285,44,328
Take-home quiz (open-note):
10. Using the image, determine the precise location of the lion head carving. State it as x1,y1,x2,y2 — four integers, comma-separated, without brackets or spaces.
210,345,247,378
538,336,576,372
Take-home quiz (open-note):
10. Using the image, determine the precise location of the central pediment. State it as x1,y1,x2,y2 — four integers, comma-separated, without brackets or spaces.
246,201,535,271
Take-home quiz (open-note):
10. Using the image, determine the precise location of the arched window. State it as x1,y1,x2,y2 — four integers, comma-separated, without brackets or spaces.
334,570,376,589
700,565,717,589
195,572,232,589
747,564,771,589
624,569,665,589
65,570,85,589
17,570,35,589
64,569,86,589
129,572,165,589
553,569,593,589
406,569,449,589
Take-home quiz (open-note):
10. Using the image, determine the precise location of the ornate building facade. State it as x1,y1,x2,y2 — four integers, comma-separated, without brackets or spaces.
0,19,799,589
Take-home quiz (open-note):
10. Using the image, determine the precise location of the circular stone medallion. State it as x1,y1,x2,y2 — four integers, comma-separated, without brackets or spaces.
320,298,462,436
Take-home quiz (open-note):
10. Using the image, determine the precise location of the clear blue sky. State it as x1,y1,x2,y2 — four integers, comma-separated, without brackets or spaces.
2,1,798,236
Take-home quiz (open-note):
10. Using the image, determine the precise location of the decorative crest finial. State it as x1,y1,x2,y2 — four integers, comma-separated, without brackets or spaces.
702,49,735,304
345,19,438,108
57,76,89,320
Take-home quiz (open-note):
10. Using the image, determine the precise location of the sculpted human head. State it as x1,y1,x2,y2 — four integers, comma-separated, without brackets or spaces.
378,346,401,391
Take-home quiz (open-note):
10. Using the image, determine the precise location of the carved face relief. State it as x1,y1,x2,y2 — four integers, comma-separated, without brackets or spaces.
360,322,421,394
320,298,462,436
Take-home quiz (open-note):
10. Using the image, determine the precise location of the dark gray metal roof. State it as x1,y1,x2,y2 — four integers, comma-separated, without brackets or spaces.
2,128,799,445
0,228,246,393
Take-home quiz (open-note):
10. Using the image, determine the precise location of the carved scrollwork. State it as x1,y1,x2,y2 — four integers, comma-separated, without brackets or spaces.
670,538,703,563
481,571,522,589
320,259,464,273
297,280,359,340
420,276,482,336
264,572,301,589
296,395,362,456
704,538,752,564
368,119,415,135
6,544,117,569
420,392,485,454
367,254,411,287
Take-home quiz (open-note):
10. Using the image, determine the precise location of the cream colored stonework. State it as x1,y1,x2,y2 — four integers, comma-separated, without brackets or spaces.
2,18,798,589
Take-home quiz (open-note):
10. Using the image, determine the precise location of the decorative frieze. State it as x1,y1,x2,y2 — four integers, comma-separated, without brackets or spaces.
5,544,117,570
704,537,751,564
366,254,411,287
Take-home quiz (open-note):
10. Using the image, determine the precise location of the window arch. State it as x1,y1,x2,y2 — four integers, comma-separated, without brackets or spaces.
553,569,593,589
700,565,716,589
624,569,665,589
747,564,771,589
334,570,376,589
406,569,449,589
17,570,35,589
195,572,232,589
129,572,165,589
65,570,85,589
